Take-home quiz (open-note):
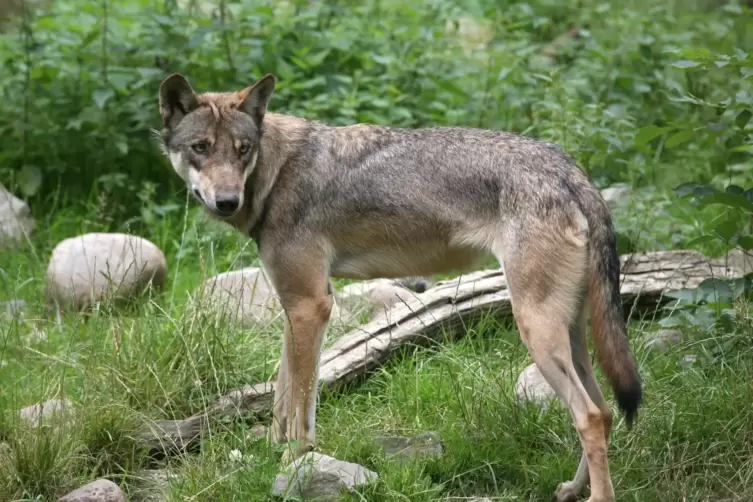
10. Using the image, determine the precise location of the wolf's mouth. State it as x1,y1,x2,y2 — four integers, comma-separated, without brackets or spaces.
192,188,204,202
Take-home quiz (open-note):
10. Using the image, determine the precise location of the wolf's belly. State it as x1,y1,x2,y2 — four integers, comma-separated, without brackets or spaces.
329,244,488,280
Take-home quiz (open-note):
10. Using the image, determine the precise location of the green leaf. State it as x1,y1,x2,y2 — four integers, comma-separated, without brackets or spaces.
712,218,739,242
79,27,100,50
674,183,719,198
93,88,114,109
665,130,693,149
686,234,718,248
18,165,42,197
737,235,753,251
634,125,673,147
745,188,753,204
726,185,744,195
672,60,701,69
697,278,734,304
698,192,753,212
736,110,752,130
664,288,698,305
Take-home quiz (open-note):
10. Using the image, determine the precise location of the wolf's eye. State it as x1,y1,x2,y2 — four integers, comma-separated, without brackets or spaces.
238,144,250,155
191,142,208,154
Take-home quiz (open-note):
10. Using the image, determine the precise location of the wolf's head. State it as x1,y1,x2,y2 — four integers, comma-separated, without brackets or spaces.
157,73,276,218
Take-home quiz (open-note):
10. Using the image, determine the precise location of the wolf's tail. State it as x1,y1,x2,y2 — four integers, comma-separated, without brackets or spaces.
585,200,642,427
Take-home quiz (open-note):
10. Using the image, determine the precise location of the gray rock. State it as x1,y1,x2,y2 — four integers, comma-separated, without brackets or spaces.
394,276,435,293
199,267,346,328
443,498,493,502
726,249,752,275
645,329,682,352
250,424,268,440
515,363,557,406
129,469,178,502
272,452,377,500
374,431,444,464
0,184,35,248
18,398,72,427
58,478,126,502
0,299,26,322
680,354,698,366
26,326,48,345
600,184,631,211
45,233,167,311
338,278,416,322
0,441,10,460
198,267,282,326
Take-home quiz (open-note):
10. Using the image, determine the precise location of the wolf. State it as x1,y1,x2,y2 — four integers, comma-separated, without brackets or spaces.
157,72,642,502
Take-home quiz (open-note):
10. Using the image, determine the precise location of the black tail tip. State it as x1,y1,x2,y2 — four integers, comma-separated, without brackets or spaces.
616,383,643,429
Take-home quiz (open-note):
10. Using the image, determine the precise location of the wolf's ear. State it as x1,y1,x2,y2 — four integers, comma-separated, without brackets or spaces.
159,74,199,129
239,73,276,126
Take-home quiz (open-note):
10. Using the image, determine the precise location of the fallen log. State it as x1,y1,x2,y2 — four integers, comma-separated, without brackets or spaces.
137,250,742,456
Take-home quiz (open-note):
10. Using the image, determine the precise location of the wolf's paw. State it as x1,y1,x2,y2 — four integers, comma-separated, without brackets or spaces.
555,481,581,502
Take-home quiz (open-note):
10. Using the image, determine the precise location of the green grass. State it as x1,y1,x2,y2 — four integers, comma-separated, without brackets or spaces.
1,190,752,501
1,0,753,500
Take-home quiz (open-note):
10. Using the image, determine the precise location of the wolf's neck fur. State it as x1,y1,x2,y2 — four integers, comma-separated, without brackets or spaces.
230,112,310,239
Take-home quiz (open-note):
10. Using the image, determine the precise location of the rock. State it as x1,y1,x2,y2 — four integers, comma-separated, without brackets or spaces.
18,398,72,427
600,184,631,210
129,469,177,502
0,184,35,247
198,267,282,326
374,431,444,464
338,278,416,321
444,15,493,56
644,329,682,352
394,276,434,293
0,299,25,322
45,233,168,311
58,478,126,502
26,326,48,345
249,424,268,440
726,249,752,275
680,354,698,366
199,267,344,328
0,442,10,476
271,452,377,500
515,363,557,406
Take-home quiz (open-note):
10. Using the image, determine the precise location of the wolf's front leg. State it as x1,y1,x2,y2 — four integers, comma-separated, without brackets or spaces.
270,329,290,444
279,294,332,462
261,242,333,463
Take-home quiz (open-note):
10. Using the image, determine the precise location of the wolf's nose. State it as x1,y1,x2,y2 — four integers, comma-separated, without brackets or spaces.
215,193,240,214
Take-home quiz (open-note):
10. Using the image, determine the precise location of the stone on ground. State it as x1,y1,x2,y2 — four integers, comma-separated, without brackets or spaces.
199,267,345,327
515,363,557,406
374,431,444,464
644,328,683,352
199,267,282,326
0,184,35,247
129,469,178,502
18,398,72,427
338,278,417,322
58,479,126,502
272,452,377,500
600,183,631,210
45,233,167,311
1,299,25,322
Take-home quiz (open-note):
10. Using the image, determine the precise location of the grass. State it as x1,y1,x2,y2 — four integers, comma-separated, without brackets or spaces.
1,191,752,502
1,0,753,500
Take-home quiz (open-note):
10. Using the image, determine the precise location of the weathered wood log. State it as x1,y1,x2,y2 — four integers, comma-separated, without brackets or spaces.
137,250,742,456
